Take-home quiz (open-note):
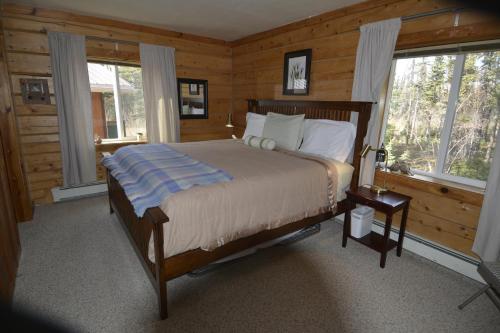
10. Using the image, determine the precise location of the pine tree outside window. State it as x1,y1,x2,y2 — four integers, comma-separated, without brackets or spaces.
381,47,499,188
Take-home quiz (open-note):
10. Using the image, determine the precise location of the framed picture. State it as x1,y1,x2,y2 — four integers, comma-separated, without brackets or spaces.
178,78,208,119
283,49,312,96
20,78,51,104
189,83,200,95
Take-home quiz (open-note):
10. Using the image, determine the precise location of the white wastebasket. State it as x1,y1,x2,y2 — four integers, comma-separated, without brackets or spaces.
350,206,374,238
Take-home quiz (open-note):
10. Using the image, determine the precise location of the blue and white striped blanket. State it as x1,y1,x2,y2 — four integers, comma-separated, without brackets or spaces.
102,144,233,217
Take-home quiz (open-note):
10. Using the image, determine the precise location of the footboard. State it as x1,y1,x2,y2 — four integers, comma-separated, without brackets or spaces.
106,169,169,318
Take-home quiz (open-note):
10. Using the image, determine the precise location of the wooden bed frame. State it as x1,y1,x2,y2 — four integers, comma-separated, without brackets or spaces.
105,99,372,319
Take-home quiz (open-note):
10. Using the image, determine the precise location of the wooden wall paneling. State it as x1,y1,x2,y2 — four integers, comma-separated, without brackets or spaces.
7,51,50,75
0,16,231,57
1,3,233,204
1,2,229,47
0,18,22,303
0,21,33,221
374,171,482,256
0,123,20,302
396,21,500,50
231,0,452,54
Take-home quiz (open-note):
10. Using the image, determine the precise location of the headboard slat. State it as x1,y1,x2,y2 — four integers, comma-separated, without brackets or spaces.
247,99,372,190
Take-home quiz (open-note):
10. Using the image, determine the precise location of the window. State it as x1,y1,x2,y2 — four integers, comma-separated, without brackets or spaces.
88,62,146,141
382,48,499,187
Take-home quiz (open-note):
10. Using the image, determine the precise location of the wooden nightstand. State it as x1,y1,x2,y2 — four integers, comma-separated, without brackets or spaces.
342,186,412,268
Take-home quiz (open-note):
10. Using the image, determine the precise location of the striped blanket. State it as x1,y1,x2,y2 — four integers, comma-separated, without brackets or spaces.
102,144,233,217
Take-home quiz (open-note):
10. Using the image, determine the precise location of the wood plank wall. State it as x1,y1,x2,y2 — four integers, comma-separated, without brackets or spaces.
0,18,32,221
1,3,233,204
0,22,21,302
230,0,499,256
374,171,483,257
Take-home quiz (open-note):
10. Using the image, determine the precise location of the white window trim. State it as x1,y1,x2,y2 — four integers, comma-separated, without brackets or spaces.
110,65,124,139
89,61,145,141
435,54,465,178
380,52,492,189
411,169,486,189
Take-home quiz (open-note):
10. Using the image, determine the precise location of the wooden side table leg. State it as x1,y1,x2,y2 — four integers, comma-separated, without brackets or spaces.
342,207,351,247
380,214,393,268
397,204,409,257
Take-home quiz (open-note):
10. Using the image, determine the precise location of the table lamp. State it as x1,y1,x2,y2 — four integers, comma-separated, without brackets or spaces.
225,113,234,128
360,143,389,194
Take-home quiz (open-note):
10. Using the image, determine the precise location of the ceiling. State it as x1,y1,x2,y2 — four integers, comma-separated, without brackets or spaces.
9,0,365,41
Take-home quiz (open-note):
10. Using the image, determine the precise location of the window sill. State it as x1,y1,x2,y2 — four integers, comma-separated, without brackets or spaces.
375,169,485,195
95,140,147,153
96,139,147,146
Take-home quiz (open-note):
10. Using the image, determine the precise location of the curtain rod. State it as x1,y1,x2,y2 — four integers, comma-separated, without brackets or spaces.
86,36,139,46
401,7,465,22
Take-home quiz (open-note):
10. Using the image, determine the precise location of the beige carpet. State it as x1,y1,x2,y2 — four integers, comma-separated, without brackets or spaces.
13,195,500,332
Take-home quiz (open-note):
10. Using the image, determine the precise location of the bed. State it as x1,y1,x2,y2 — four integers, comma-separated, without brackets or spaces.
105,99,372,319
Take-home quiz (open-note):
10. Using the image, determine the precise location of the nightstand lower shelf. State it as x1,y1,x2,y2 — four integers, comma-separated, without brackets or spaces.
348,231,397,253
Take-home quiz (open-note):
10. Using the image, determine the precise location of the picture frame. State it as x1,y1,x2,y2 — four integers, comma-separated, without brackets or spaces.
283,49,312,96
20,78,51,104
189,83,200,95
177,78,208,119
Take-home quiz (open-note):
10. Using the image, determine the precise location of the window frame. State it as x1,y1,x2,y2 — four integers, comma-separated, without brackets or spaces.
87,61,145,142
380,46,499,189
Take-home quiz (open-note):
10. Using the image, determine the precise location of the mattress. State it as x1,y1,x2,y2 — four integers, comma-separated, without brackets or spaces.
148,139,353,260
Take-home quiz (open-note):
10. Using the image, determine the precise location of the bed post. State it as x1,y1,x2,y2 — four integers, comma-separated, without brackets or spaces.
145,208,169,319
103,153,114,214
350,102,372,190
247,99,257,113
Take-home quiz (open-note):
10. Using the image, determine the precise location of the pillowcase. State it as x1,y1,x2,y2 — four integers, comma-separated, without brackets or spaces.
244,135,276,150
262,112,305,151
242,112,266,139
299,119,356,162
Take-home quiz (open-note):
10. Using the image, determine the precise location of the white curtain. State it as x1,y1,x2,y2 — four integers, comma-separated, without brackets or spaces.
351,18,401,186
48,32,96,187
139,43,180,143
472,130,500,261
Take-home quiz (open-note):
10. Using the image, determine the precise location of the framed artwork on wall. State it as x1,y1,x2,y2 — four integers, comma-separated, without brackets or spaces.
177,78,208,119
282,49,312,96
20,78,51,104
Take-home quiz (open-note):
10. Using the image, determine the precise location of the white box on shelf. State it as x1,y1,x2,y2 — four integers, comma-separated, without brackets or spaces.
350,205,374,238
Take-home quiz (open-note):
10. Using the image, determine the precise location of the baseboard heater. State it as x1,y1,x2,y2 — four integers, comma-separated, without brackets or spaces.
370,219,482,282
51,182,108,202
371,219,480,265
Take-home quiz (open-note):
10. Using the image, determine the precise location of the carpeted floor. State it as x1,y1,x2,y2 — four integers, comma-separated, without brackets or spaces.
13,195,500,333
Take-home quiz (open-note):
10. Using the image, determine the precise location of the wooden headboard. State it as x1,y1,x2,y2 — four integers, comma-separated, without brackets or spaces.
247,99,372,190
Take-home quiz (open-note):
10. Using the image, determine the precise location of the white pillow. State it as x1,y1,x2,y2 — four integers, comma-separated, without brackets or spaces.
299,119,356,162
262,112,305,151
244,135,276,150
243,112,266,139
